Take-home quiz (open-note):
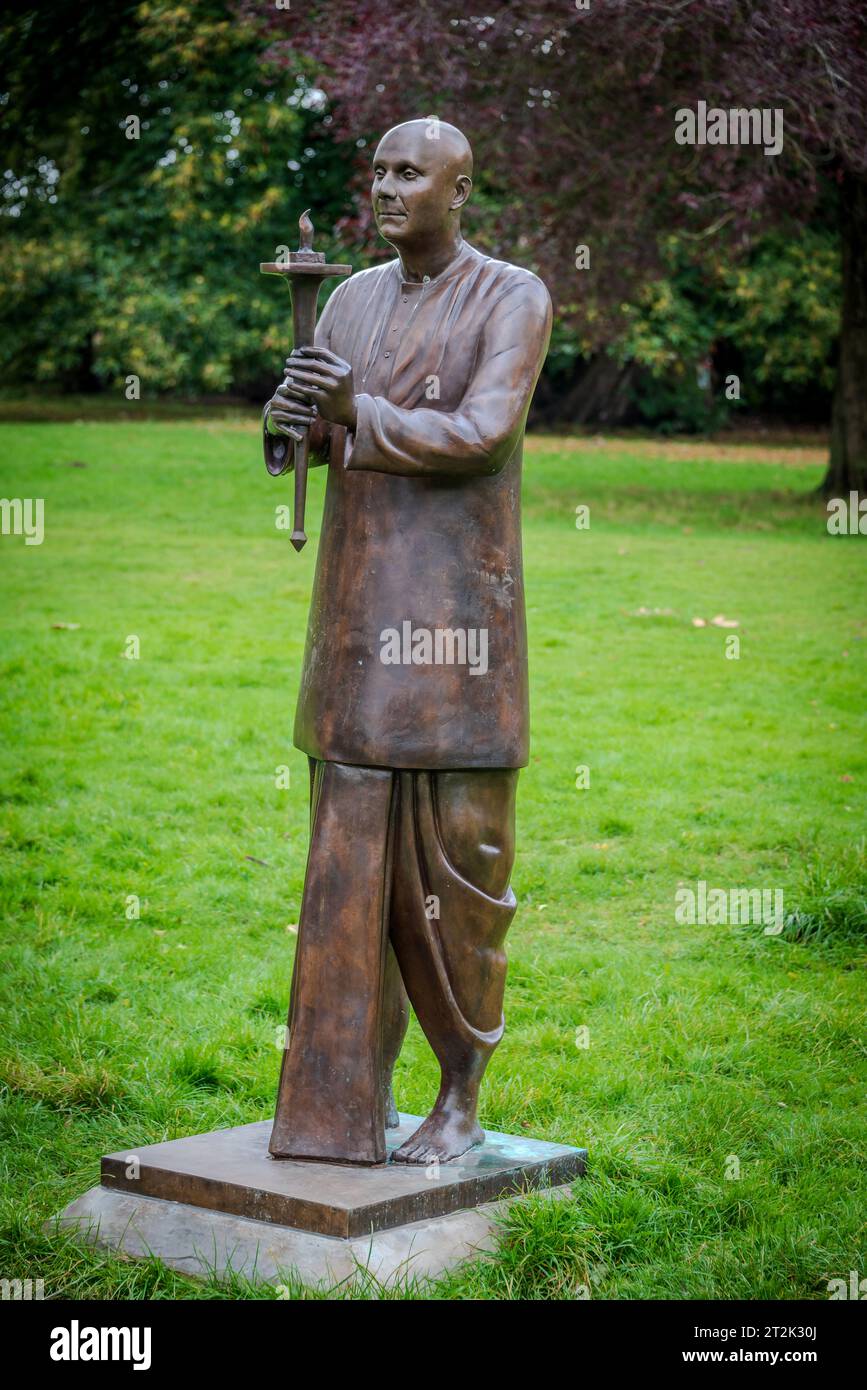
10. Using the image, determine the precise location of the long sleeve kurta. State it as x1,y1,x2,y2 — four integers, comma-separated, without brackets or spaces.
264,239,552,770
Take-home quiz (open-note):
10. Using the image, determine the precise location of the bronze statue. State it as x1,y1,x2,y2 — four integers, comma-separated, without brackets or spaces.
263,119,552,1166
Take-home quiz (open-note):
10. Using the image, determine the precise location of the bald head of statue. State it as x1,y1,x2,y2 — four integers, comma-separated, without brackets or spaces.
371,119,473,273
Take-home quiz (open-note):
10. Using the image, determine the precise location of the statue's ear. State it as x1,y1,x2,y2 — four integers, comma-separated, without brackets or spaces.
451,175,472,212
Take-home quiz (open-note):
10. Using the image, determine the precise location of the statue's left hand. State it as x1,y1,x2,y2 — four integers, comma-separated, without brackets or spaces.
285,346,357,431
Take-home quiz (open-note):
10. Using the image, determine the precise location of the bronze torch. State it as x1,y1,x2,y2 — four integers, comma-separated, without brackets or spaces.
260,211,351,550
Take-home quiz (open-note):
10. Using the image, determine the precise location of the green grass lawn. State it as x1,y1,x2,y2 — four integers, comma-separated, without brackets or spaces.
1,418,864,1300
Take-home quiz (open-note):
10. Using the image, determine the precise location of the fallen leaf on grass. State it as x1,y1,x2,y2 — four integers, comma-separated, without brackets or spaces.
51,622,80,630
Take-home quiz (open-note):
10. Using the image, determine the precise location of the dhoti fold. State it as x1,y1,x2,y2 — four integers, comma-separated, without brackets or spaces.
269,760,518,1164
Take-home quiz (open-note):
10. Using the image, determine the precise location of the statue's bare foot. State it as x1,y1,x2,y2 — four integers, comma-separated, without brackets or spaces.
391,1104,484,1164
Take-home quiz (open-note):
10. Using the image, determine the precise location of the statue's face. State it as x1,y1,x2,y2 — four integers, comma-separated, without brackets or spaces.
371,128,466,247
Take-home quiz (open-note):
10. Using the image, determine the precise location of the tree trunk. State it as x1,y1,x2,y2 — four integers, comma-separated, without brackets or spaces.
820,170,867,496
531,355,638,427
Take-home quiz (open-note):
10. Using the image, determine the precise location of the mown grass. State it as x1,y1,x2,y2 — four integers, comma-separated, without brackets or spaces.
0,417,864,1300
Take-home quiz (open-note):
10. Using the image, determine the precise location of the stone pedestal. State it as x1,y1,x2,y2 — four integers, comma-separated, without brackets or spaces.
51,1114,586,1288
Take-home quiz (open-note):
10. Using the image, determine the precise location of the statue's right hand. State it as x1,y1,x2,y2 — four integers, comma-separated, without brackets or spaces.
265,382,318,439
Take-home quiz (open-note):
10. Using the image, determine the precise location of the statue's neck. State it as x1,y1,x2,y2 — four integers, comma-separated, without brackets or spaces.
398,233,464,285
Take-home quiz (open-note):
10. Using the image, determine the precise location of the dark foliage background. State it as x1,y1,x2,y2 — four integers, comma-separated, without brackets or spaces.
1,1,865,472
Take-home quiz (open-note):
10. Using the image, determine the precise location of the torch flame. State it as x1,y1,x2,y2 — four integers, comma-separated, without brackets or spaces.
299,209,314,251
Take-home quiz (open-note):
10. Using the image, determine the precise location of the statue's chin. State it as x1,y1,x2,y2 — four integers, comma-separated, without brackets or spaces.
376,215,409,241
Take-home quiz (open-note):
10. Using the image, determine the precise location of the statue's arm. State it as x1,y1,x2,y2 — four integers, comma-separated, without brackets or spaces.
344,276,552,479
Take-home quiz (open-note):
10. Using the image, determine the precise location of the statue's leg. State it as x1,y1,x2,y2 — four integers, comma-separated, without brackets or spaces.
269,760,396,1164
389,768,519,1164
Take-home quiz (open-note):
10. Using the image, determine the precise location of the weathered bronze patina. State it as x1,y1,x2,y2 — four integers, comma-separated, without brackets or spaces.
263,120,552,1167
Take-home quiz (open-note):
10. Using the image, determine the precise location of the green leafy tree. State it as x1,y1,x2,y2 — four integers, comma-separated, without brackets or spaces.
0,0,353,395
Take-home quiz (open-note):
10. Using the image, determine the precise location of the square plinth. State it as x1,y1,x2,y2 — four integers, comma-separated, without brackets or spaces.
100,1114,587,1239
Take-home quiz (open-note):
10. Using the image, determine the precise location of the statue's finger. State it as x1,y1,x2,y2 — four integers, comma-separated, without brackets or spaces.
296,346,343,365
277,383,318,405
287,368,335,387
281,372,332,393
269,420,303,441
285,361,333,377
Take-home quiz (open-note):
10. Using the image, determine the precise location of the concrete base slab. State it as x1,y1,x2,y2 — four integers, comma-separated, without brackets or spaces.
98,1113,586,1237
51,1179,578,1289
48,1114,587,1288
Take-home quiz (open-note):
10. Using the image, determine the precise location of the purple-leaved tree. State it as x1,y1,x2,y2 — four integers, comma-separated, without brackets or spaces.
249,0,867,491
